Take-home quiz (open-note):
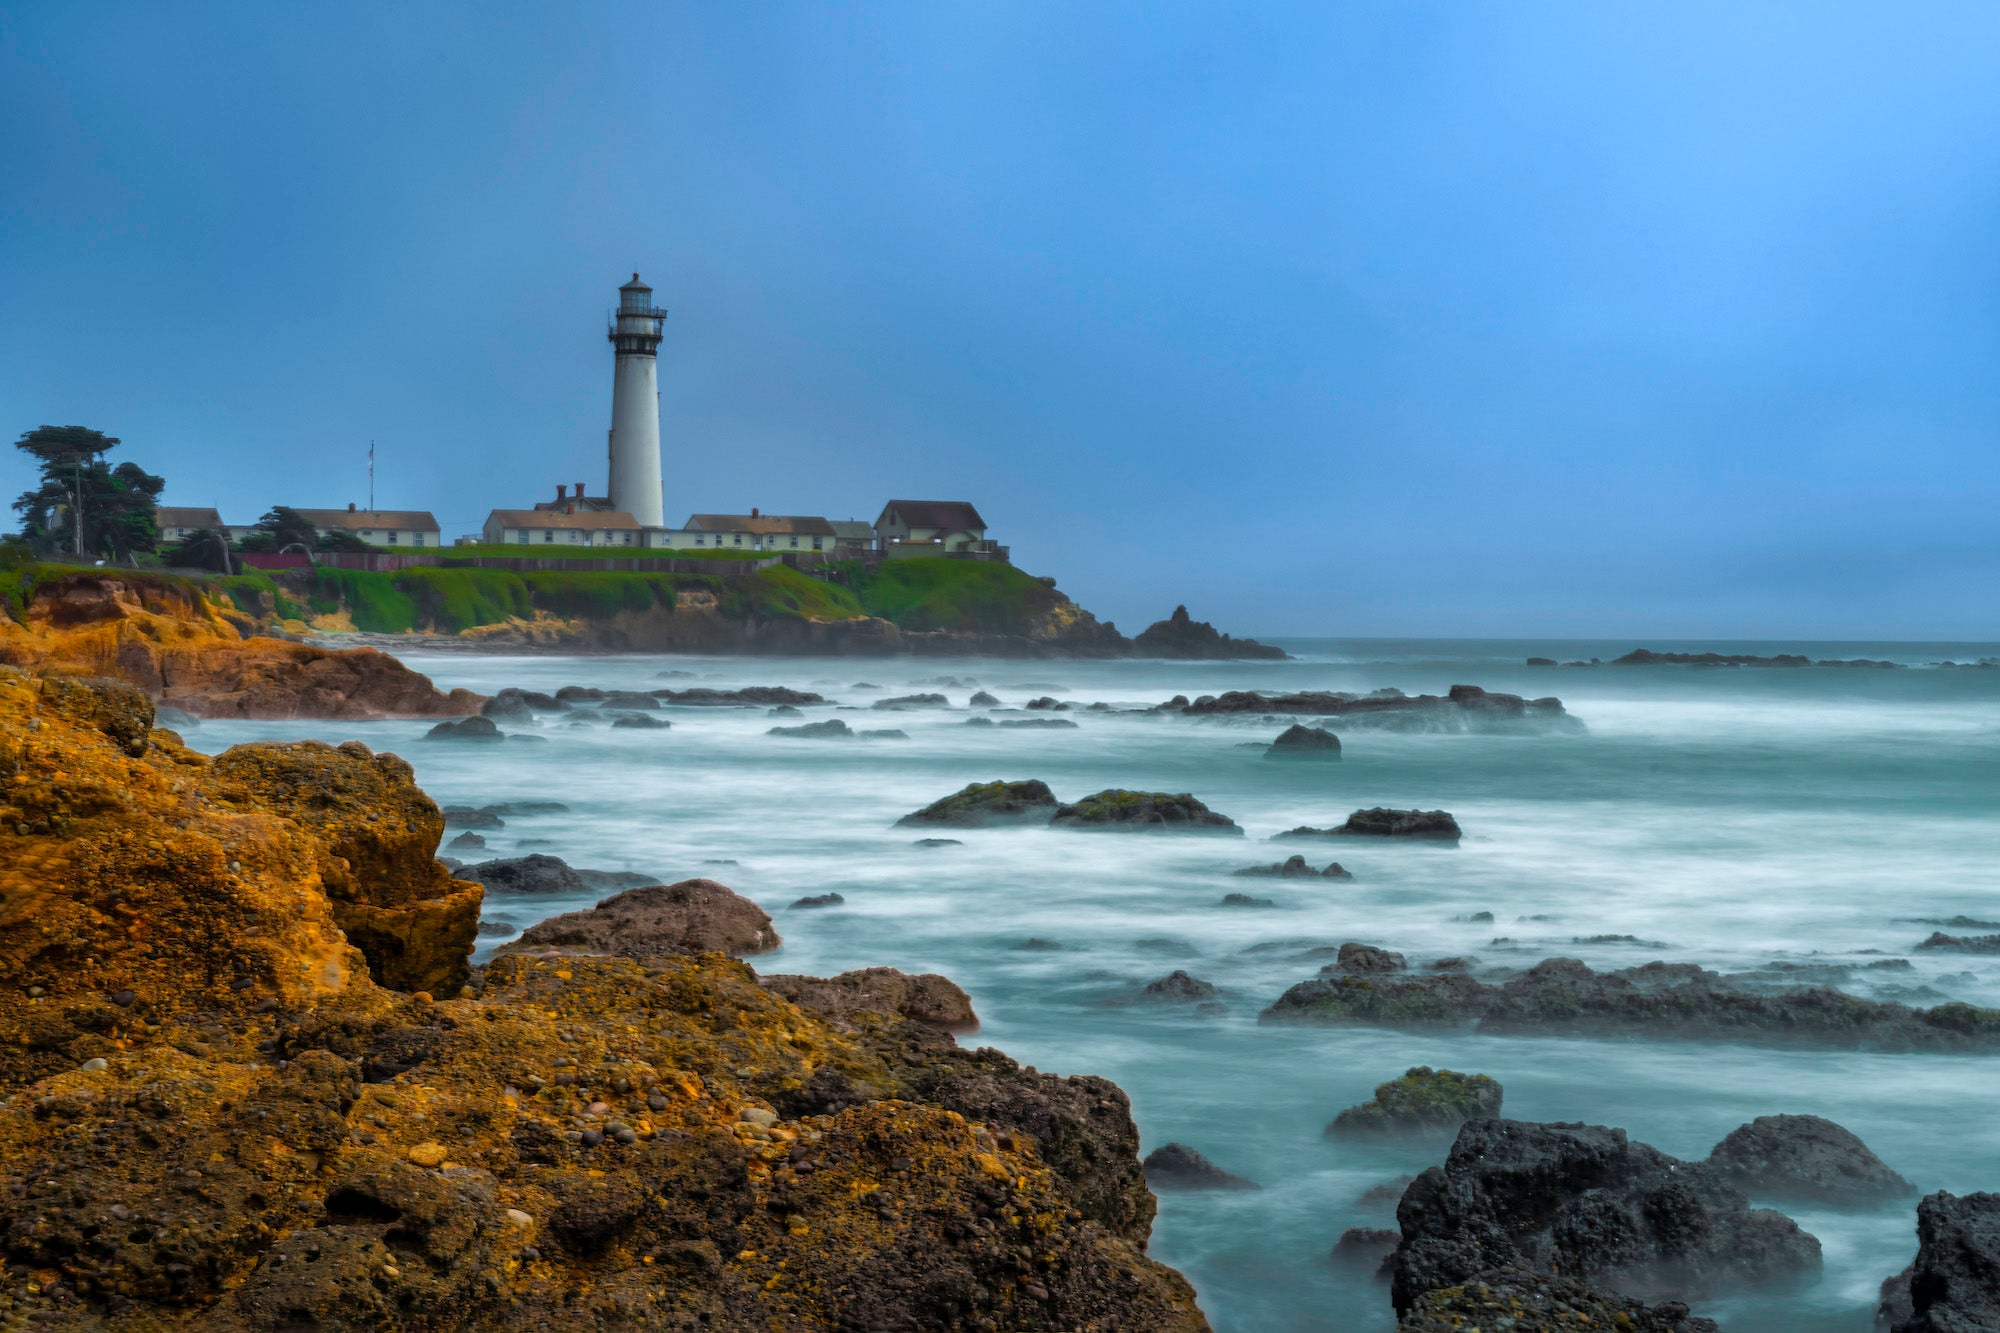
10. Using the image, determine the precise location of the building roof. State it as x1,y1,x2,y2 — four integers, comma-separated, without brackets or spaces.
685,513,837,537
620,273,651,291
293,508,441,531
155,506,224,530
486,509,641,531
829,520,876,540
877,500,987,532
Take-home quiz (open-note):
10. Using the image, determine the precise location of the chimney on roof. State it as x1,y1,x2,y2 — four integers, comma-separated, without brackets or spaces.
348,502,356,513
576,481,585,499
751,506,760,519
556,483,567,501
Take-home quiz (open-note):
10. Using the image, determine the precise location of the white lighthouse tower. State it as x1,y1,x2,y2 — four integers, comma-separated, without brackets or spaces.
606,273,667,528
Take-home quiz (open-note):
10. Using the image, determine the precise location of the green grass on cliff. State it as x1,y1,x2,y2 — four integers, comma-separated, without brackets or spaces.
841,559,1058,634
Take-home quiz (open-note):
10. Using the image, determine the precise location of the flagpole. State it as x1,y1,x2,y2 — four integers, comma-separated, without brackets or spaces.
369,441,375,512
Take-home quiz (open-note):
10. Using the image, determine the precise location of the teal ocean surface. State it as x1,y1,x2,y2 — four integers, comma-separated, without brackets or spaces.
190,638,2000,1332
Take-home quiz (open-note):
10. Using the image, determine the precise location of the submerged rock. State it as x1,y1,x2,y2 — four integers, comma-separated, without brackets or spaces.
897,780,1060,828
1263,956,2000,1051
456,853,656,897
1233,855,1349,879
1265,724,1342,760
441,806,504,829
873,692,949,709
770,718,854,739
502,879,780,959
1142,1143,1261,1191
1051,790,1242,834
1705,1114,1914,1205
1328,1067,1502,1136
1330,808,1462,841
480,800,571,817
1917,932,2000,954
1881,1191,2000,1333
424,715,504,743
657,686,826,707
602,691,660,710
1175,683,1572,732
1220,893,1276,908
1140,971,1219,1003
1322,942,1408,975
1330,1227,1399,1272
610,712,671,730
1391,1119,1820,1316
791,892,846,909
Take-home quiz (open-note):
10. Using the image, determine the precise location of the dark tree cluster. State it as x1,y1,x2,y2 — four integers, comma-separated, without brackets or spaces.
11,425,163,562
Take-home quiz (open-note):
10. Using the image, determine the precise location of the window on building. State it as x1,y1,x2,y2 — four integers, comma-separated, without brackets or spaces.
812,537,822,550
543,530,553,543
517,531,528,545
623,533,633,545
732,534,742,545
387,532,398,545
413,533,424,547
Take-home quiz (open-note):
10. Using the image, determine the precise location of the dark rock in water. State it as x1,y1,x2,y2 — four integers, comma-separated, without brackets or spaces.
964,716,995,727
997,717,1079,729
1614,648,1902,669
873,692,949,710
1175,683,1573,732
1881,1191,2000,1333
913,837,964,848
1135,937,1198,956
1051,790,1241,834
554,685,606,700
1917,932,2000,954
1431,956,1477,972
479,800,570,817
446,831,486,850
1706,1115,1914,1206
768,704,803,717
423,716,503,743
1322,942,1407,975
442,806,504,830
1263,955,2000,1051
1025,696,1070,711
1460,911,1496,923
602,691,659,710
1133,605,1288,660
1265,724,1341,760
1271,825,1341,840
481,694,535,724
457,854,657,897
1330,1227,1399,1272
610,713,670,730
1140,970,1218,1003
1573,934,1669,948
507,733,548,743
791,892,846,909
850,681,880,690
488,687,567,712
1401,1272,1719,1332
1016,938,1063,951
859,728,909,740
475,917,520,938
1142,1142,1260,1190
969,690,1000,707
657,686,826,707
762,968,977,1033
770,718,853,739
502,878,779,958
1358,1175,1419,1211
1220,893,1275,908
898,780,1059,828
1331,808,1462,841
1328,1066,1501,1136
1234,855,1348,879
1526,657,1558,667
1391,1118,1821,1315
1901,915,2000,930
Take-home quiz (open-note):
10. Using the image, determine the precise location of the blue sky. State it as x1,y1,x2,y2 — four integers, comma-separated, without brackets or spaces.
4,2,1997,637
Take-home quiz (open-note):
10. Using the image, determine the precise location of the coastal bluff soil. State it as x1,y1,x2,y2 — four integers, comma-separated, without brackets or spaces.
0,668,1206,1331
0,571,478,719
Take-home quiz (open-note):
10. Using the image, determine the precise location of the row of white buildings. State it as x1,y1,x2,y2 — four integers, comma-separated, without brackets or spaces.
156,498,999,560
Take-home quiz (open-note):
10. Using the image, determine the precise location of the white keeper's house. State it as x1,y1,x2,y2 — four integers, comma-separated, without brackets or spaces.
874,500,996,556
294,506,442,548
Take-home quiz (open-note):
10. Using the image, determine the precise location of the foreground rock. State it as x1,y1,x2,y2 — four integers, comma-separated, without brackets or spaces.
1881,1191,2000,1333
499,878,781,958
0,668,1208,1331
1142,1143,1260,1190
1263,956,2000,1052
1392,1119,1820,1318
0,570,482,719
897,779,1061,827
1401,1272,1718,1332
1265,723,1341,759
1328,1066,1502,1136
1051,790,1242,834
1706,1114,1913,1205
760,968,978,1034
1133,605,1288,660
1174,683,1577,733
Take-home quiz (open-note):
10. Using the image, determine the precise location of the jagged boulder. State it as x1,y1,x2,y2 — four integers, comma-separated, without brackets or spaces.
1143,1143,1260,1190
1051,790,1241,834
1132,605,1288,660
897,780,1061,828
501,879,780,959
1140,971,1219,1003
1322,942,1407,975
1882,1191,2000,1333
760,968,978,1034
1706,1114,1913,1205
1233,855,1349,879
1330,808,1462,841
1327,1067,1502,1136
1391,1119,1821,1314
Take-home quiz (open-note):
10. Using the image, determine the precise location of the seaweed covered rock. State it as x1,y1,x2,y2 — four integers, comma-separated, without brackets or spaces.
1882,1191,2000,1333
1327,1067,1502,1136
1265,724,1341,760
1051,790,1241,834
1706,1114,1914,1206
897,779,1061,828
1391,1119,1820,1316
0,665,1208,1332
1330,808,1462,841
500,878,780,959
1262,956,2000,1052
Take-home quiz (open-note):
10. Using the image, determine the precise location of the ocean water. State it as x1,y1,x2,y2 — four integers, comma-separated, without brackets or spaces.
185,638,2000,1332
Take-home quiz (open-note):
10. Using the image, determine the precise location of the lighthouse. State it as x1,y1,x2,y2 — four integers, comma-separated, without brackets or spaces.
606,273,667,528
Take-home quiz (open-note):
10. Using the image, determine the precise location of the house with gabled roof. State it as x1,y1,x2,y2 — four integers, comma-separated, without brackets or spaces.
874,500,1003,558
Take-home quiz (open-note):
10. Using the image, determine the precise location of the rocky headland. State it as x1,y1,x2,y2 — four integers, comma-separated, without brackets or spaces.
0,667,1208,1330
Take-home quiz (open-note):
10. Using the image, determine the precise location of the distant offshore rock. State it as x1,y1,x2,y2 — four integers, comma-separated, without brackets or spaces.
897,780,1061,828
1133,605,1288,660
1607,649,1903,669
1265,723,1342,760
1173,684,1578,733
1329,808,1463,842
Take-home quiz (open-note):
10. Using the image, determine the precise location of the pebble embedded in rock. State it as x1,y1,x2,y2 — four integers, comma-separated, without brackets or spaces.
579,1128,605,1147
406,1142,449,1168
80,1057,108,1072
740,1107,778,1128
